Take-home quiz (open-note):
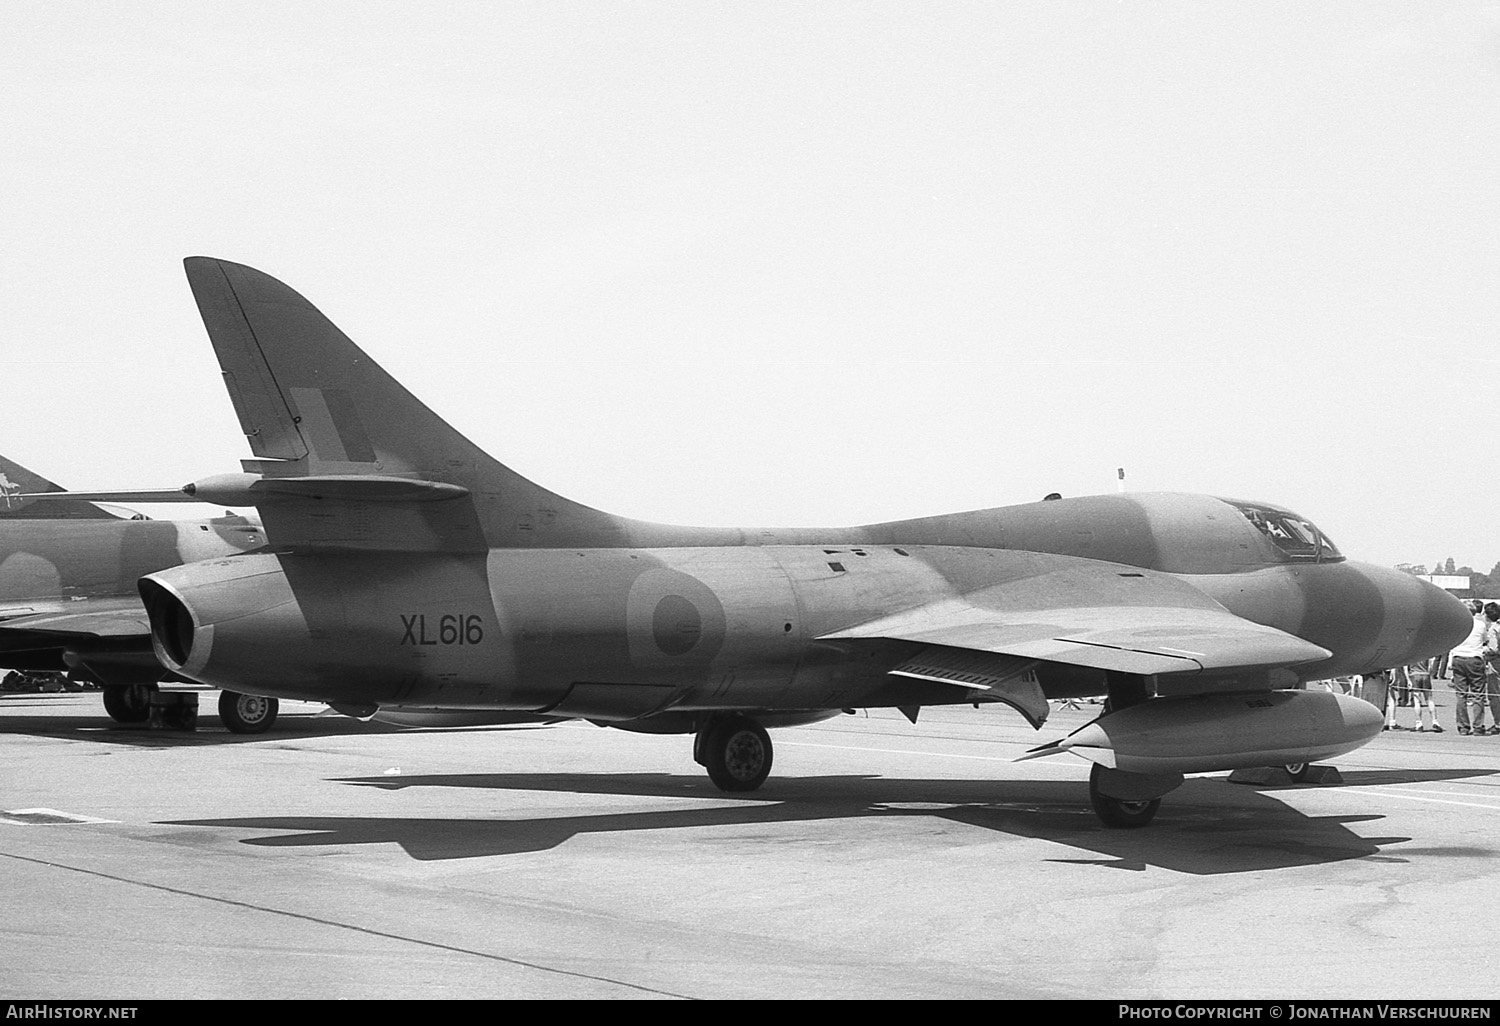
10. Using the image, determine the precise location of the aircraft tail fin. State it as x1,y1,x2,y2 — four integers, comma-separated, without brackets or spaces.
0,453,117,519
183,258,624,550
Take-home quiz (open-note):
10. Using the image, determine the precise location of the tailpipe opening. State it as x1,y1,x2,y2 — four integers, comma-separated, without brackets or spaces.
138,578,195,669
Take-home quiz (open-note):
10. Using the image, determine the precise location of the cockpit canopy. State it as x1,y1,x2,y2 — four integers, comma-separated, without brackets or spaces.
1228,500,1342,563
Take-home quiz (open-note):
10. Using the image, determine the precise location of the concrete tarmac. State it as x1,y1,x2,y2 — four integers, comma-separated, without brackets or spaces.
2,691,1498,1000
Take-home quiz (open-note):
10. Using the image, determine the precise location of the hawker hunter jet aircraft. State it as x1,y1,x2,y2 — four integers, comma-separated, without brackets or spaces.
62,258,1469,827
0,452,276,730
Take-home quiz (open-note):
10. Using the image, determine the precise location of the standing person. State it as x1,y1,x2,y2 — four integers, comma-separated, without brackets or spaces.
1449,600,1493,736
1364,668,1392,726
1387,661,1443,732
1411,659,1443,732
1384,664,1409,730
1484,603,1500,736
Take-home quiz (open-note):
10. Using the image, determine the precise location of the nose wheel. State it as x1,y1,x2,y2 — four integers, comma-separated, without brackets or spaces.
695,715,773,792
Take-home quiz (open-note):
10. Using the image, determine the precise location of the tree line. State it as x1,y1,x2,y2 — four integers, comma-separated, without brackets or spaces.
1397,559,1500,598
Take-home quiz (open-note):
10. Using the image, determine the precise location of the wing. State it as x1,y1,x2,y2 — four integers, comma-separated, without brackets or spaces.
823,600,1329,677
0,598,158,683
821,560,1331,725
0,600,153,642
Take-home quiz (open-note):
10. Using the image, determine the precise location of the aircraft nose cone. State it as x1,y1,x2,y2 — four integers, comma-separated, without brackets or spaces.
1416,578,1473,661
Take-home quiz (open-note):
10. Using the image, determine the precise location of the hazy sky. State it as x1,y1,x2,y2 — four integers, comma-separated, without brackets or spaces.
3,2,1496,570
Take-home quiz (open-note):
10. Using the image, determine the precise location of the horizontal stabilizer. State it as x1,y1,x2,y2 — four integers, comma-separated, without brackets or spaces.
20,475,471,508
18,490,194,504
196,474,471,504
0,452,120,520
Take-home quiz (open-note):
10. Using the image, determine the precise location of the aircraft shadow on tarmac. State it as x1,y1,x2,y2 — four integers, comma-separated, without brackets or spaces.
0,696,558,745
164,767,1500,874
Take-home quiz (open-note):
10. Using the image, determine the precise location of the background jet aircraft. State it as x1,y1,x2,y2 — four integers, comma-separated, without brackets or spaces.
0,451,276,730
97,258,1467,827
7,455,521,734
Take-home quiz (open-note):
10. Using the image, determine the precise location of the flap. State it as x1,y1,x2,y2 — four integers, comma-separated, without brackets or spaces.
887,646,1050,726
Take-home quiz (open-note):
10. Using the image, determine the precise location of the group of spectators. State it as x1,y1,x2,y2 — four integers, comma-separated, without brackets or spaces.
1357,598,1500,735
1438,598,1500,735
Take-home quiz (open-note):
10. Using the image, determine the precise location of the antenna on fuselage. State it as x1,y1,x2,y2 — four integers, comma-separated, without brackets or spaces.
1117,467,1127,493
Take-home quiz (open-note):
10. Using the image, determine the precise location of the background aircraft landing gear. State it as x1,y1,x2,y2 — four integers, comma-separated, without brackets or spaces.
1283,762,1313,783
102,683,157,723
1088,764,1162,828
695,715,773,792
219,691,278,734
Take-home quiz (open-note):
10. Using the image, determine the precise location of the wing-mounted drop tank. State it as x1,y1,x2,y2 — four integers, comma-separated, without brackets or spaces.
1024,689,1384,775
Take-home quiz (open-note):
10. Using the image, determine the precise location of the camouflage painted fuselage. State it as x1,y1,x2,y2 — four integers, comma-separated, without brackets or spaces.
143,492,1463,719
133,257,1470,728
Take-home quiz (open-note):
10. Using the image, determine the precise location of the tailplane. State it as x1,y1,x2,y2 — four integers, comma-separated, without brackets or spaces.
0,453,117,520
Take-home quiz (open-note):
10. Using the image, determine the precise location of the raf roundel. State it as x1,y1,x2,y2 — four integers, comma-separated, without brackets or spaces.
624,568,727,667
652,594,703,655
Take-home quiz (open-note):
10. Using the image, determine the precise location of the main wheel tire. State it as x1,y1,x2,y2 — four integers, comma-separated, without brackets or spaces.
1284,762,1312,783
219,691,278,734
1089,764,1161,828
702,716,773,792
102,683,157,723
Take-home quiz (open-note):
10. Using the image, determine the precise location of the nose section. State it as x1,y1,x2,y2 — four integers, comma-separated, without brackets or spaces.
1412,576,1473,661
1357,562,1471,667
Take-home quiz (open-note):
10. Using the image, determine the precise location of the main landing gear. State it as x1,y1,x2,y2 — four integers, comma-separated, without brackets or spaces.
1088,764,1162,829
1086,670,1171,829
103,684,278,734
102,683,157,723
1283,762,1313,783
219,690,279,734
695,714,773,792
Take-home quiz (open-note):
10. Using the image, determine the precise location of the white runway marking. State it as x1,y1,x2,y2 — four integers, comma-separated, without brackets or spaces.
1334,787,1500,812
1,808,118,825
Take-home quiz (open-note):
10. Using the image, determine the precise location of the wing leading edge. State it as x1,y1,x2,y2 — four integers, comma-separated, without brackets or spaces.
821,561,1331,704
0,598,152,646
